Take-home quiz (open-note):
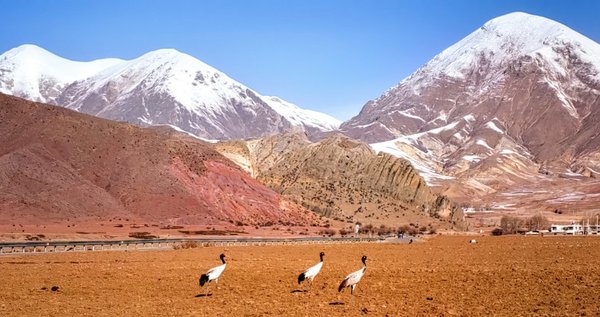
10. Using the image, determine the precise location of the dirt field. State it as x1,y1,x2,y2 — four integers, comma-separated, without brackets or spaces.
1,236,599,316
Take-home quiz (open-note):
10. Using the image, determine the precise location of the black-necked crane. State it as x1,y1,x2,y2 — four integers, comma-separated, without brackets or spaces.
297,251,324,290
199,253,226,295
338,255,367,295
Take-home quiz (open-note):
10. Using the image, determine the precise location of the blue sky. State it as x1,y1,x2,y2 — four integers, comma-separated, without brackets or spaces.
2,0,599,120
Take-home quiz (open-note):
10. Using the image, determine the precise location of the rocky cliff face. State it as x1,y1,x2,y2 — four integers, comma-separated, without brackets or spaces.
217,134,464,228
0,93,318,226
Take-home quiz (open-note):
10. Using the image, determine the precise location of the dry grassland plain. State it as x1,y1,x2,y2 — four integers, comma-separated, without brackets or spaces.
1,236,599,316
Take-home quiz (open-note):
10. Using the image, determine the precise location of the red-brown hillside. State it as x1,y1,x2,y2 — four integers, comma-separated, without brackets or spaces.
0,93,317,226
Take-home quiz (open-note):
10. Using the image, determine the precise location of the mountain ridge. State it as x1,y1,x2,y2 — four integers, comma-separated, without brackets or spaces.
0,44,340,140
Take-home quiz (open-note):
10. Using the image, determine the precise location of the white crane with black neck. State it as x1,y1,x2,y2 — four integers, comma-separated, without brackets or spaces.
338,255,367,295
199,253,226,295
297,252,324,290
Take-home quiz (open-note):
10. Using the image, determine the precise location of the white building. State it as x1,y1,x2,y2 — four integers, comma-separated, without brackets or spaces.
549,223,600,235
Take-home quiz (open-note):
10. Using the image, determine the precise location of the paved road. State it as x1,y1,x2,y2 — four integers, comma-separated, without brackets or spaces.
0,236,384,255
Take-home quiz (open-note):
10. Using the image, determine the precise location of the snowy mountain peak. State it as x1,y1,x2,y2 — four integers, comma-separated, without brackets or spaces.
341,11,600,199
0,44,124,102
130,48,214,70
3,44,59,61
416,12,600,82
0,45,340,140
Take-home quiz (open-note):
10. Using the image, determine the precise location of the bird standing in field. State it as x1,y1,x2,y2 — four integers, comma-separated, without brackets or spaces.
338,255,367,295
199,253,226,295
297,251,325,290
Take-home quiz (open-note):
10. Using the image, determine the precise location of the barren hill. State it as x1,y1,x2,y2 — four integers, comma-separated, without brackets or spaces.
0,93,317,227
216,134,464,229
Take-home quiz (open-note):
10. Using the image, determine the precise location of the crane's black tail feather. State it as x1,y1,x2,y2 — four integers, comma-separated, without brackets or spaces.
298,273,306,285
199,274,209,287
338,279,347,292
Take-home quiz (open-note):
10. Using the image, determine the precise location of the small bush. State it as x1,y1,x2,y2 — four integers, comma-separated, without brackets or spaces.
491,228,503,236
359,224,374,235
318,228,336,237
128,232,158,239
176,241,198,249
160,225,183,230
376,225,395,236
25,235,41,241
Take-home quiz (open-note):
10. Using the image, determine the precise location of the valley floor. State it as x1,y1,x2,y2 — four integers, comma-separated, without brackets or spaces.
1,236,599,316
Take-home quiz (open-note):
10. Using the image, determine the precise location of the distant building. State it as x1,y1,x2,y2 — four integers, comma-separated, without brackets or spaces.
549,223,600,235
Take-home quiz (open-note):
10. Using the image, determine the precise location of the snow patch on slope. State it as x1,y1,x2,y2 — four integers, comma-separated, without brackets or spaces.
371,139,454,185
485,120,504,134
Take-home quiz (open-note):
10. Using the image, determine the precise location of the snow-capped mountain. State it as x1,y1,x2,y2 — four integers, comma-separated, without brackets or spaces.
0,44,123,103
341,12,600,207
0,45,340,140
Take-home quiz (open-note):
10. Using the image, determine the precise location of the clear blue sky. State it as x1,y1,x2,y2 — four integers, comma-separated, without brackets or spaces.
2,0,599,120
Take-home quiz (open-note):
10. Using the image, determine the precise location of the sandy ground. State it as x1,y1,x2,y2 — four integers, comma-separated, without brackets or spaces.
1,236,599,316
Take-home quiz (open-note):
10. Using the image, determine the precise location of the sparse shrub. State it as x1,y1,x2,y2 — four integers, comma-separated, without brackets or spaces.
359,224,374,235
128,232,158,239
160,225,183,230
25,235,41,241
491,228,503,236
376,225,394,236
177,241,198,249
318,228,336,237
398,225,410,234
403,226,419,236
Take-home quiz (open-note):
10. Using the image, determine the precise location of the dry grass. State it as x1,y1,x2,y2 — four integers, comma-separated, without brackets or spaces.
1,236,600,316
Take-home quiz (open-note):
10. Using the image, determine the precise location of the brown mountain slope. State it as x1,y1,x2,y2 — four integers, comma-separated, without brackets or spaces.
338,13,600,217
216,134,464,229
0,93,317,226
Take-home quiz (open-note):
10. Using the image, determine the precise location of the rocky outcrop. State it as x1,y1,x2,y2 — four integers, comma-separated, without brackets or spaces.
217,134,464,228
